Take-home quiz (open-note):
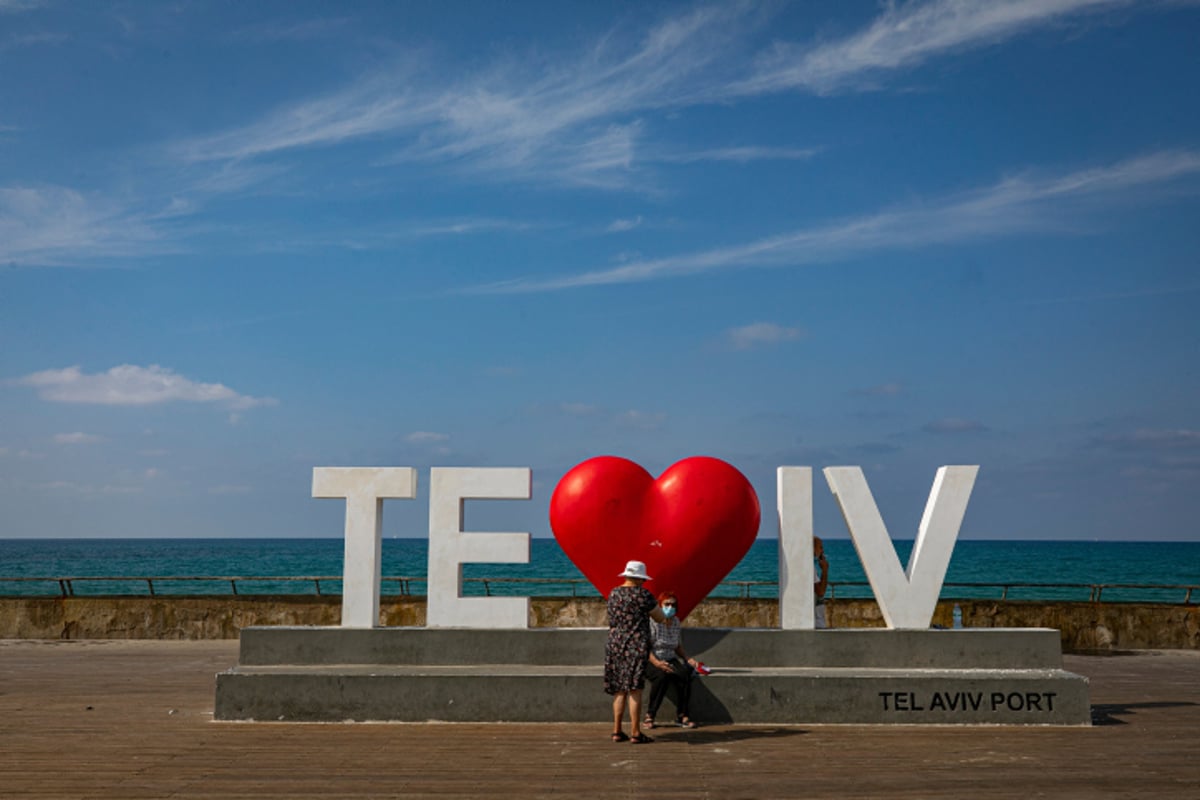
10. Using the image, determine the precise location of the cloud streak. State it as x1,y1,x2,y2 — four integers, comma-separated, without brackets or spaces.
735,0,1137,96
7,2,1182,270
164,0,1157,191
471,149,1200,292
405,431,450,443
651,146,819,164
726,322,805,350
0,0,44,13
53,432,105,445
0,185,182,267
168,5,740,187
923,417,989,434
13,365,277,410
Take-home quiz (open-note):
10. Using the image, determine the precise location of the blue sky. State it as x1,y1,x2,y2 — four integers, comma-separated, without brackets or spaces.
1,0,1198,542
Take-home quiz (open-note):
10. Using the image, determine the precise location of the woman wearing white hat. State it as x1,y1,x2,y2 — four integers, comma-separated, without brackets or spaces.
605,560,667,744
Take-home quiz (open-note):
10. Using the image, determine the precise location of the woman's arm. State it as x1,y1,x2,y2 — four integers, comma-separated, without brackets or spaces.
675,644,698,668
673,626,697,668
678,650,699,668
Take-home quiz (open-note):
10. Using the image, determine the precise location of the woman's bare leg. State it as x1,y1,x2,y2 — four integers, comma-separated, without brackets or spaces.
612,692,627,735
628,689,644,737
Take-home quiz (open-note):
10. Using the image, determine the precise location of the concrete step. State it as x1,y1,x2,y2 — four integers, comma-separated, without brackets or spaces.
215,662,1091,725
236,626,1067,670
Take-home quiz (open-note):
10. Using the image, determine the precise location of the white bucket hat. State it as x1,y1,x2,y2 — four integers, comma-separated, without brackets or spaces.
618,560,652,581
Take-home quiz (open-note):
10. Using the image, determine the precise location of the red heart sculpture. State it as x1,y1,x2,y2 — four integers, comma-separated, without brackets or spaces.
549,456,761,620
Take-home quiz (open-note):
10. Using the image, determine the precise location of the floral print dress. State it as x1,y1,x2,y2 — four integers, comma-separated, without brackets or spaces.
604,584,658,694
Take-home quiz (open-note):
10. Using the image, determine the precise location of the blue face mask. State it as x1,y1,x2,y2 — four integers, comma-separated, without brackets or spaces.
662,605,676,619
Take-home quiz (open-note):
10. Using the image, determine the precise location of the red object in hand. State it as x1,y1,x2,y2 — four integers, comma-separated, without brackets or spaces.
695,662,712,676
550,455,760,620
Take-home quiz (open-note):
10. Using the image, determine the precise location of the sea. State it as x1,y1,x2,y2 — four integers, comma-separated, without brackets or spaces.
0,538,1196,603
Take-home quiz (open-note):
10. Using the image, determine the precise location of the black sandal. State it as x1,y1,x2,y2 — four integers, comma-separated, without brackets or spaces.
611,731,629,742
630,733,654,744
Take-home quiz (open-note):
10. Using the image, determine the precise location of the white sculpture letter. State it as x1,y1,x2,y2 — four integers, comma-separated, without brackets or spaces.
776,467,816,630
312,467,418,628
825,465,978,629
426,467,532,629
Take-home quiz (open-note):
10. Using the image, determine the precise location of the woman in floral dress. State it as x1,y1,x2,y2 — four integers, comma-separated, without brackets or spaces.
605,560,667,744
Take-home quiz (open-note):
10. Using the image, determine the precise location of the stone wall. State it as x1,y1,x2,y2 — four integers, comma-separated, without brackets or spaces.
1,595,1196,650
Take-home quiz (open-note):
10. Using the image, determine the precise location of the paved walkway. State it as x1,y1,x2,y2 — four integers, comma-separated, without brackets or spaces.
1,640,1197,799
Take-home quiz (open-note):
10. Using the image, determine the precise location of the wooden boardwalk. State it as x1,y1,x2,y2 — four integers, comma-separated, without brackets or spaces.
1,640,1197,799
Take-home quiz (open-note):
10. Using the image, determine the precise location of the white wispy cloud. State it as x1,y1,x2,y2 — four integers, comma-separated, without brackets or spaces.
471,149,1200,292
30,480,144,495
560,402,600,417
0,0,44,13
52,432,105,445
652,146,819,164
555,402,663,430
0,185,179,266
607,216,644,233
168,6,748,187
853,382,906,397
209,484,253,495
242,216,547,255
616,409,668,430
923,417,989,434
1026,282,1200,306
400,218,540,237
1088,428,1200,480
1089,428,1200,454
726,322,805,350
170,67,428,163
164,0,1160,191
225,17,351,43
405,431,450,443
12,365,277,410
0,31,68,52
735,0,1137,96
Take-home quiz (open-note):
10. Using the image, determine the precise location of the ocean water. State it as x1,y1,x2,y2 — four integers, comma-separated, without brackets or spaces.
0,538,1196,603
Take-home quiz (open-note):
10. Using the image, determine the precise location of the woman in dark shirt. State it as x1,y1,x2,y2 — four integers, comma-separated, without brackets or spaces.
605,560,666,743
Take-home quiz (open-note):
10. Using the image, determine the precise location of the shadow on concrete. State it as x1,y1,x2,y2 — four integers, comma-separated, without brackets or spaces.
659,726,808,744
1091,701,1198,726
651,673,785,725
686,628,733,657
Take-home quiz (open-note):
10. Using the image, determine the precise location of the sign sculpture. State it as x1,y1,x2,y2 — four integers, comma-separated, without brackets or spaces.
314,459,977,630
215,457,1089,726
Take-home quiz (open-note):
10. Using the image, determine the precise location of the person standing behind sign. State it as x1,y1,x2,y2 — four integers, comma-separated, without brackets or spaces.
815,536,830,629
644,590,700,729
605,560,667,744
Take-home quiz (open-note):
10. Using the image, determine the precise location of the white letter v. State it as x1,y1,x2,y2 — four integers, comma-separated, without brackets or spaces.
824,466,978,629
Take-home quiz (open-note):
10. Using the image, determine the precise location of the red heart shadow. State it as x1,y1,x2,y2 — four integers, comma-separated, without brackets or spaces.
549,456,761,619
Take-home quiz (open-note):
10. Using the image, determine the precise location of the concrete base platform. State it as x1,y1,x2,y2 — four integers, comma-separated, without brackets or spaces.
215,627,1091,725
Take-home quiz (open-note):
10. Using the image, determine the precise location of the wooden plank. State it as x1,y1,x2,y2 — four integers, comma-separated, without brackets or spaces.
0,640,1197,798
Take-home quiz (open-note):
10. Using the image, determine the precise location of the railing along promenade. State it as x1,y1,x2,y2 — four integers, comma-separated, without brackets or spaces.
1,575,1195,604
